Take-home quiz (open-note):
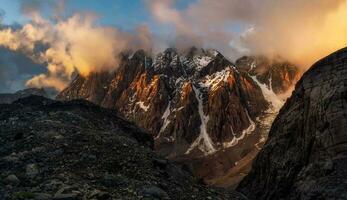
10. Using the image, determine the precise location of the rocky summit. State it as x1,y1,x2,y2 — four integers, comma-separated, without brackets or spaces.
0,95,245,200
238,47,347,199
57,48,300,186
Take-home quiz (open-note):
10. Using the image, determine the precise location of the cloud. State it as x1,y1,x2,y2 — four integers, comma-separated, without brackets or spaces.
148,0,347,68
0,13,153,91
148,0,238,54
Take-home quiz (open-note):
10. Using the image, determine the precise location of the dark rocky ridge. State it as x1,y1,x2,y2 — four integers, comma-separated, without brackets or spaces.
238,47,347,199
0,95,245,199
0,88,48,104
57,48,300,186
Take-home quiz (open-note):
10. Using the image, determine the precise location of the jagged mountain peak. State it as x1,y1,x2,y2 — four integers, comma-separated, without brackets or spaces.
122,47,227,77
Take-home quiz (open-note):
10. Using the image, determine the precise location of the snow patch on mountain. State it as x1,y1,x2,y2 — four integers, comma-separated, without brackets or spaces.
136,101,150,112
251,75,284,111
186,86,216,155
158,101,171,137
222,109,256,148
199,67,232,91
194,56,213,70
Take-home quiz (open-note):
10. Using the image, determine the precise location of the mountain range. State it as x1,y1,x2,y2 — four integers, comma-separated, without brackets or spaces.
57,47,300,186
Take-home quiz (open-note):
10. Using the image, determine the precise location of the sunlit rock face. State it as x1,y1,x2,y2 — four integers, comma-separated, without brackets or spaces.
57,47,299,185
238,47,347,199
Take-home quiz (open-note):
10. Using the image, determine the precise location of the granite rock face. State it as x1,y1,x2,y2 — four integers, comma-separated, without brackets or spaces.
238,47,347,199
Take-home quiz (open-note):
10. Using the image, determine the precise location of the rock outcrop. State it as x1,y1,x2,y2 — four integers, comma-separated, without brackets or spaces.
0,96,244,199
238,47,347,199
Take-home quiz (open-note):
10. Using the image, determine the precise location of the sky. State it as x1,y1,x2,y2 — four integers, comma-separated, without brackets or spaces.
0,0,196,31
0,0,347,93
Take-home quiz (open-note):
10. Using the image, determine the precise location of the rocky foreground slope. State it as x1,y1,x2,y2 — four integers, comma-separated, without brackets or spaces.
0,96,244,200
238,48,347,199
57,48,300,185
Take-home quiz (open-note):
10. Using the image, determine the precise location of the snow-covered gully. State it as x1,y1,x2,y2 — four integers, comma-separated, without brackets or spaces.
186,86,216,155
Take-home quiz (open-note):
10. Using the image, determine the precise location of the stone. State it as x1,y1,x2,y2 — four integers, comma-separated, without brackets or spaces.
42,179,64,191
142,186,170,199
102,173,123,187
53,193,77,200
26,163,39,178
153,158,168,169
3,174,20,185
34,193,52,200
89,190,111,200
3,154,20,163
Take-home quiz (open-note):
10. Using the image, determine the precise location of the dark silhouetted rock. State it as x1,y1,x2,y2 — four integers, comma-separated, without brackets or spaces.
238,47,347,199
3,175,20,186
